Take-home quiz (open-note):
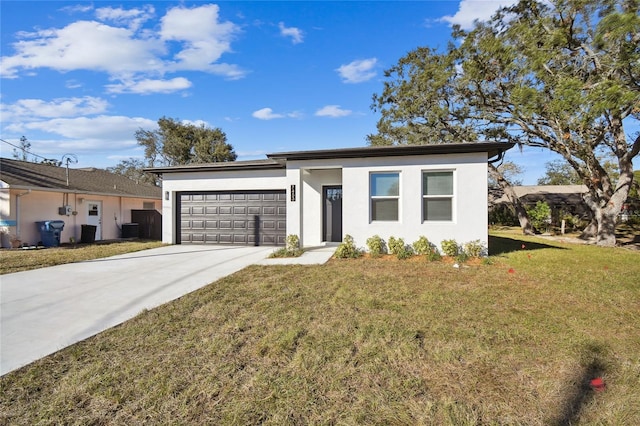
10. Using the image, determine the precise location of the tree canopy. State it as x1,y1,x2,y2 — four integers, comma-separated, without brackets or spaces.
136,117,237,167
537,160,583,185
109,118,237,185
369,0,639,245
106,158,158,186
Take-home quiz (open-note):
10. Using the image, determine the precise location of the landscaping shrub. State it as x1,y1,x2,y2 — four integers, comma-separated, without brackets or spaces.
462,240,487,258
286,234,300,251
440,239,460,257
527,201,552,233
365,235,386,257
426,249,442,262
395,245,414,260
387,236,405,255
269,234,304,258
334,235,363,259
412,236,431,255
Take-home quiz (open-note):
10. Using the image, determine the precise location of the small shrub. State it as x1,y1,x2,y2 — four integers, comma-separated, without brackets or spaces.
388,236,405,255
527,201,552,233
366,235,386,257
334,235,363,259
462,240,487,258
441,239,459,257
455,251,470,264
286,234,300,252
269,234,304,258
395,245,414,260
426,249,442,262
412,236,431,255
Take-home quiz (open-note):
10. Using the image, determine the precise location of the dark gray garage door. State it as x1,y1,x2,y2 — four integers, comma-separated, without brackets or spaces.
178,190,286,245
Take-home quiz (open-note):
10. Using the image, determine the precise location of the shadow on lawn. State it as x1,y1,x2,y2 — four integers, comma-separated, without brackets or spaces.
488,235,567,256
551,342,609,425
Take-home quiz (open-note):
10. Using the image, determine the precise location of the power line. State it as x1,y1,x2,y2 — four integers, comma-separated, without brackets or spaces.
0,137,60,163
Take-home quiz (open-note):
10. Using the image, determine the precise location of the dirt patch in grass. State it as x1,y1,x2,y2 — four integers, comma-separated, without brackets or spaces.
0,240,165,274
1,234,639,424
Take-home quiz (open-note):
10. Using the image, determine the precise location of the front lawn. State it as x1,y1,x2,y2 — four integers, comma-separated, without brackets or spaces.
1,232,639,424
0,240,165,274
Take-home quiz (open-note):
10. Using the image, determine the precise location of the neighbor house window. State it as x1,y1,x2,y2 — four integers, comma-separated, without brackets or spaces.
370,172,400,221
423,171,453,221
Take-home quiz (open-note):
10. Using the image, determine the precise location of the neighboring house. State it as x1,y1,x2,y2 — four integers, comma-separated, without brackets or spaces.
0,158,162,248
490,184,590,223
148,142,513,249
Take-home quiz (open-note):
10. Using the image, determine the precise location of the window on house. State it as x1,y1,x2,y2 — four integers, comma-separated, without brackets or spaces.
423,171,453,221
370,172,400,221
143,201,155,210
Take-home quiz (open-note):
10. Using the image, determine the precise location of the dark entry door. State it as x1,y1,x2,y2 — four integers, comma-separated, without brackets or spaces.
323,186,343,242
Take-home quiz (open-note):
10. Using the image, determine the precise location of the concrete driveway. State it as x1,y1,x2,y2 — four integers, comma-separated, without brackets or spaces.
1,244,274,376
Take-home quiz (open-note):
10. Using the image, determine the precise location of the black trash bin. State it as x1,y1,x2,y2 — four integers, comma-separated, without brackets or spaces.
81,224,97,243
121,223,139,239
36,220,65,247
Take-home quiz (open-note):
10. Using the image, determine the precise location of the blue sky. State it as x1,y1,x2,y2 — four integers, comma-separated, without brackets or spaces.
1,0,571,184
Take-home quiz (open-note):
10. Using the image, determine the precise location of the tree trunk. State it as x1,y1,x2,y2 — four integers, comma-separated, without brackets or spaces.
581,159,635,246
488,164,534,235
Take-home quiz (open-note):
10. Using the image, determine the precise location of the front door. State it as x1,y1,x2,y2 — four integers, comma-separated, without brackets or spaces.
323,186,342,242
87,201,102,240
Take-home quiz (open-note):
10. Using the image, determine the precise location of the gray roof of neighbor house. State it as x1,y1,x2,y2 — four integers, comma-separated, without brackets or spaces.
0,158,161,199
146,142,515,174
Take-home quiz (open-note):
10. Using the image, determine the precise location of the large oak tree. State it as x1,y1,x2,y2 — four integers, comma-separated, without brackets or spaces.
369,0,639,246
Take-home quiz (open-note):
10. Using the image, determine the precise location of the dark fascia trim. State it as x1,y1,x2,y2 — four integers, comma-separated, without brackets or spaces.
145,159,285,174
267,142,515,161
145,143,515,174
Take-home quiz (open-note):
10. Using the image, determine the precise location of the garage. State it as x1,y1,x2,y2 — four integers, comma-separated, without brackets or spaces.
178,190,286,245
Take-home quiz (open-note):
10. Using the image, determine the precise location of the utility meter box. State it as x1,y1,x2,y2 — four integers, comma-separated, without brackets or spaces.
58,205,72,216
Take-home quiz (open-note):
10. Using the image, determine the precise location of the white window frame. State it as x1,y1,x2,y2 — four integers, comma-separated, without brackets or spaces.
422,170,455,222
370,172,400,222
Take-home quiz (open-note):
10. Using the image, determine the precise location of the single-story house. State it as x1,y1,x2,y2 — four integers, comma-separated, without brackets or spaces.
148,142,514,249
0,158,162,248
489,184,591,223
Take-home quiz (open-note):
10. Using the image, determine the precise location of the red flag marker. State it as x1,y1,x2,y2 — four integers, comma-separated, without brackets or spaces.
590,377,606,392
508,268,515,274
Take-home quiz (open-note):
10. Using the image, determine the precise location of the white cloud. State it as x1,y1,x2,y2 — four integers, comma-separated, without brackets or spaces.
278,22,304,44
60,4,94,14
13,115,156,141
161,4,240,73
1,97,109,121
315,105,352,118
439,0,518,30
0,21,164,79
95,5,155,30
252,108,284,120
336,58,377,83
0,4,245,82
105,77,192,94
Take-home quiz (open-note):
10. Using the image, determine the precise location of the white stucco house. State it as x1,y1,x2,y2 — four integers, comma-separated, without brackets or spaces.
148,143,514,249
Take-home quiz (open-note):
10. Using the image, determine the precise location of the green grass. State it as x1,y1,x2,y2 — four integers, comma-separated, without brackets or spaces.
1,232,639,424
0,240,165,274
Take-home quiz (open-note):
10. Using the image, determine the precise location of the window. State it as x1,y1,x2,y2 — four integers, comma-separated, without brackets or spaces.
423,171,453,221
371,172,399,221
